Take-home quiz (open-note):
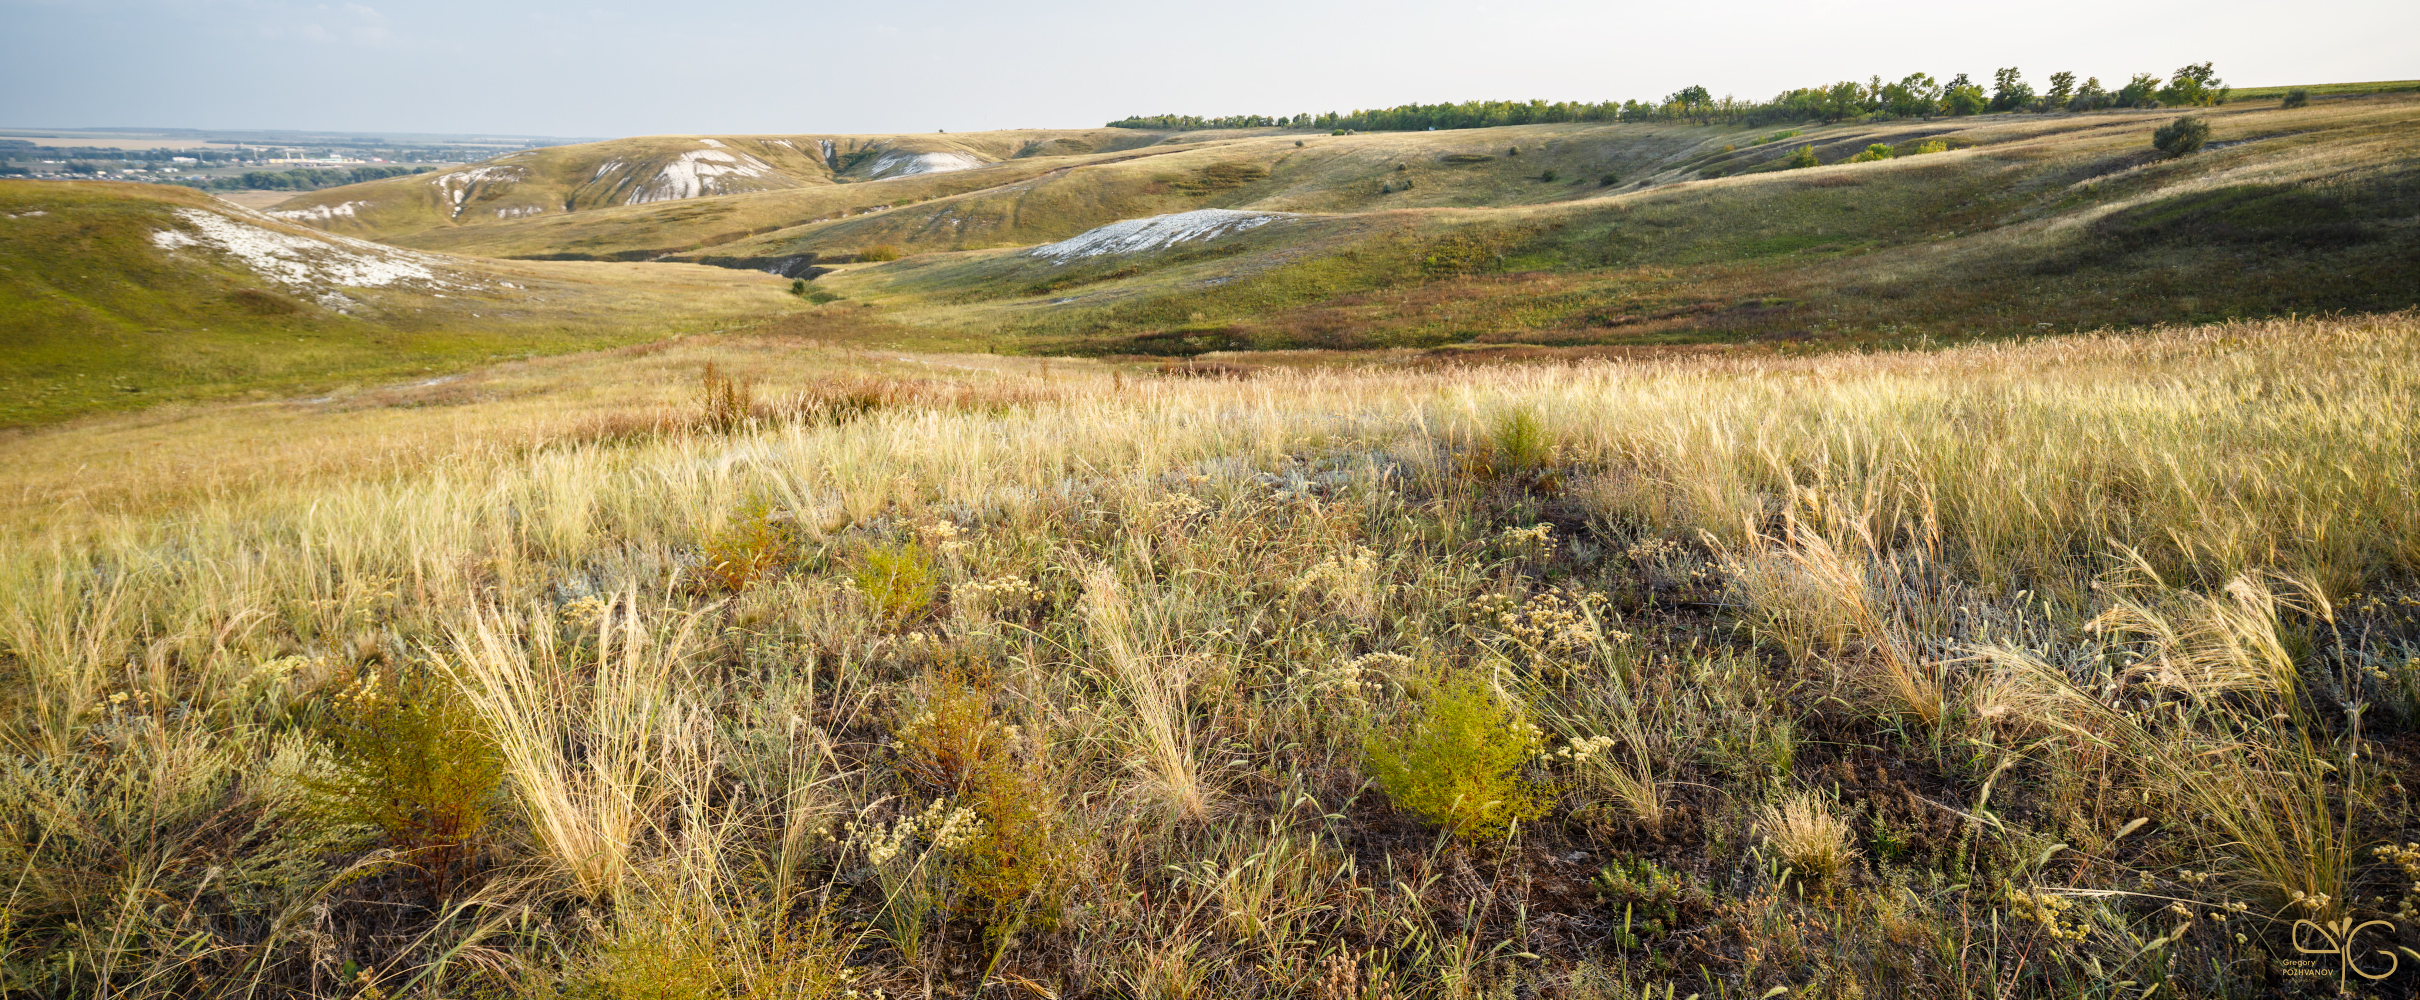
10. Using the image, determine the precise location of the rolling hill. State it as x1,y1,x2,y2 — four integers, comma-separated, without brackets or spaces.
248,93,2419,363
257,128,1181,247
0,181,807,425
805,93,2420,355
16,89,2417,427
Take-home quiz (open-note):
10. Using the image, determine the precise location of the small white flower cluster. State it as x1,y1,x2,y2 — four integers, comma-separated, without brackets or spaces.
559,595,609,628
1624,536,1688,565
845,799,986,868
956,575,1040,608
1498,523,1558,557
1291,651,1406,705
1144,493,1211,525
915,519,968,555
1291,546,1379,596
2376,842,2420,899
1497,590,1622,656
2005,886,2090,941
1545,734,1620,765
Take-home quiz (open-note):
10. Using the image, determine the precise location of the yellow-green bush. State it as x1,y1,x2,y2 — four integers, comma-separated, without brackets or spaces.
1364,669,1549,840
309,667,502,892
701,503,794,592
889,670,1069,930
853,542,935,623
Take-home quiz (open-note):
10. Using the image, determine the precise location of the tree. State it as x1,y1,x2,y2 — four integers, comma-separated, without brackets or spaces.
2158,62,2227,107
2152,116,2210,157
2116,72,2163,108
1816,80,1864,121
1989,67,2036,112
1945,82,1988,116
2045,72,2077,110
2068,76,2111,112
2282,88,2311,109
1667,84,1714,122
1890,72,1941,118
1785,145,1820,169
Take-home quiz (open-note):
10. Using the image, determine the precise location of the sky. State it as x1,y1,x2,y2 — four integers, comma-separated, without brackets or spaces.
2,0,2412,138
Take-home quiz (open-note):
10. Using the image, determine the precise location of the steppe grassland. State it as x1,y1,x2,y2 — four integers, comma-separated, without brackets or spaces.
815,96,2420,353
4,309,2417,997
0,180,818,425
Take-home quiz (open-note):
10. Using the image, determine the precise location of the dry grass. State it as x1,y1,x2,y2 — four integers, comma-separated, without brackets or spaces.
1,311,2415,997
1760,792,1859,883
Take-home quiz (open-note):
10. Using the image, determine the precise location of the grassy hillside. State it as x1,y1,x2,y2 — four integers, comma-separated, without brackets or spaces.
810,95,2420,354
262,129,1183,244
3,310,2416,998
0,181,815,426
23,95,2413,428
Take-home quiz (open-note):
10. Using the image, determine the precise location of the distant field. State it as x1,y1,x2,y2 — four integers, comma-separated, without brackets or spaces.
10,91,2417,430
0,181,825,426
810,94,2420,357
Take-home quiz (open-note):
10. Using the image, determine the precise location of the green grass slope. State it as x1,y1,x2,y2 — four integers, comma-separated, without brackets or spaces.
0,181,807,426
807,95,2419,355
357,121,1765,261
263,129,1181,245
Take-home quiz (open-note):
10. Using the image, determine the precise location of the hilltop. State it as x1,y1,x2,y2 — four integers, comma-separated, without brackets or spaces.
0,181,807,425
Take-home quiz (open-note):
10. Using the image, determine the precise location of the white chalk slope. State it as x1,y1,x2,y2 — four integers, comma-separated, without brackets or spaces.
151,206,457,310
866,150,989,179
1029,209,1290,263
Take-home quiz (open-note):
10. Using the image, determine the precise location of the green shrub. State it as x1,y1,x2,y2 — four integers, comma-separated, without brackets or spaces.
1331,128,1347,135
1489,407,1551,474
1540,168,1558,182
2153,115,2211,157
2282,88,2310,109
1784,145,1820,169
1904,139,1950,155
1846,143,1893,163
1600,173,1620,186
789,278,808,295
310,668,502,893
854,543,936,623
1364,668,1549,841
858,244,903,262
891,671,1068,929
805,290,843,305
702,503,793,591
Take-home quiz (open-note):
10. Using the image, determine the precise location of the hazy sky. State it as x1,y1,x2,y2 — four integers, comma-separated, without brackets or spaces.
3,0,2412,138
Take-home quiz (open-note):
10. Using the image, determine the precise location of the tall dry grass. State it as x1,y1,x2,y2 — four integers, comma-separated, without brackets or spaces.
0,311,2413,997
